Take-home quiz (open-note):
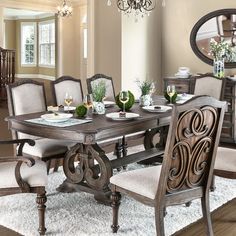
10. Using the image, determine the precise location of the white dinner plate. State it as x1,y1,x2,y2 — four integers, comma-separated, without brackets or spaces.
142,105,172,113
103,101,116,107
106,112,140,121
41,113,73,123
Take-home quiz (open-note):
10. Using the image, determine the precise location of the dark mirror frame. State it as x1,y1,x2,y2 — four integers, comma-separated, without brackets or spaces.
190,8,236,69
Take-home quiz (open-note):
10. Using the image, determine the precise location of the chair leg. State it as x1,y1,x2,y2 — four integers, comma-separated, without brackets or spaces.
201,192,214,236
46,160,51,175
114,140,123,172
155,206,165,236
210,175,216,192
36,191,47,235
53,158,60,172
111,191,121,233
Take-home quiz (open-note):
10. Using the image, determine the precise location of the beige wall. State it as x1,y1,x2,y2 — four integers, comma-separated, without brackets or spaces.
4,19,16,49
162,0,236,83
93,1,121,95
122,2,162,97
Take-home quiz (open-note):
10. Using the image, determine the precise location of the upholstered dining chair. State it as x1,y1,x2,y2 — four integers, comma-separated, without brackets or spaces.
51,75,84,107
0,138,47,235
110,96,227,236
87,74,145,160
214,145,236,179
6,79,70,173
87,74,115,101
193,74,225,100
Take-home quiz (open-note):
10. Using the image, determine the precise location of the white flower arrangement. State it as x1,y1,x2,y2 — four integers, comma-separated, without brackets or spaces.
209,38,235,62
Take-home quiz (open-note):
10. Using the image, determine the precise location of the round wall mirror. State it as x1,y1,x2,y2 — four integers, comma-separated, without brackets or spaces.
190,9,236,68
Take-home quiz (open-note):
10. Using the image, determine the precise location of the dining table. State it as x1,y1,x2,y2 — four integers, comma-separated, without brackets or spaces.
6,96,173,204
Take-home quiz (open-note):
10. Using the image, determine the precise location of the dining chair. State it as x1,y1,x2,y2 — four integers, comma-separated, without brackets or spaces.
192,74,225,100
214,145,236,179
51,75,84,107
6,79,71,173
110,96,227,235
0,138,47,235
87,74,115,101
87,74,145,161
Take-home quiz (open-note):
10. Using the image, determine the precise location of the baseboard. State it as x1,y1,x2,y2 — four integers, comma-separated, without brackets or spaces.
15,74,55,81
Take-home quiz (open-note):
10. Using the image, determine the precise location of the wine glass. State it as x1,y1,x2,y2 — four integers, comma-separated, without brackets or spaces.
84,94,93,119
167,85,176,104
64,93,73,112
119,91,129,113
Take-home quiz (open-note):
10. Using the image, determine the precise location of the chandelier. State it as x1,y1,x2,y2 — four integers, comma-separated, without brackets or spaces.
57,0,73,17
107,0,156,17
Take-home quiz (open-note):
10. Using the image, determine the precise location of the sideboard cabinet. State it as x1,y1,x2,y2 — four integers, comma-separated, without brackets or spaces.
163,76,236,143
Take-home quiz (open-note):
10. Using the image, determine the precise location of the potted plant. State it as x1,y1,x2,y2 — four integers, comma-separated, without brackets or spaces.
136,79,155,106
91,80,106,114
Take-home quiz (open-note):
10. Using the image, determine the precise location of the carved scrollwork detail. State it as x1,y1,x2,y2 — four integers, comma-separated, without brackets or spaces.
84,144,112,191
166,106,218,194
177,106,217,141
63,143,84,184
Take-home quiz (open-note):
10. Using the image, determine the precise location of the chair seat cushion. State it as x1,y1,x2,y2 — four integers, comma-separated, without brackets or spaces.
110,165,162,199
215,147,236,173
22,138,70,158
0,160,47,188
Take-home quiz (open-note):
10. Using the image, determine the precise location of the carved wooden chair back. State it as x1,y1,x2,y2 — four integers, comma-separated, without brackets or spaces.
158,96,226,201
193,74,225,100
110,96,227,236
7,79,47,140
87,74,116,101
51,75,84,106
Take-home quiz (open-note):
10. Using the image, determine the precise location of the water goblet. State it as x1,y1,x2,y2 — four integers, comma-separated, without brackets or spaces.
119,91,129,115
64,93,73,112
84,94,93,119
167,85,176,104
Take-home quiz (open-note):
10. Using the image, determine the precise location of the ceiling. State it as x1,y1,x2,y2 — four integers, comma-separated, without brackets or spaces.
4,8,53,19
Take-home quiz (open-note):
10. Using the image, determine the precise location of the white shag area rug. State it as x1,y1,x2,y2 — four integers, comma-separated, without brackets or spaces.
0,145,236,236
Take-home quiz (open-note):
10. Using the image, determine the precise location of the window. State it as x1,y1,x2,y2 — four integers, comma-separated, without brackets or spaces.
39,20,55,67
21,22,37,66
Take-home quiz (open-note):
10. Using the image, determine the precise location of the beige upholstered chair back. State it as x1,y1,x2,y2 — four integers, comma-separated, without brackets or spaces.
7,79,47,139
87,74,115,101
51,76,83,106
194,75,224,100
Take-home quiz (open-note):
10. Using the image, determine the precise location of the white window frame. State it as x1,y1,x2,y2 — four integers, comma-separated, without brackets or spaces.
38,19,55,68
20,22,37,67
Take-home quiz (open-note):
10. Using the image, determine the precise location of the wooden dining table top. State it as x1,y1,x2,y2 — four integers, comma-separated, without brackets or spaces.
6,98,172,144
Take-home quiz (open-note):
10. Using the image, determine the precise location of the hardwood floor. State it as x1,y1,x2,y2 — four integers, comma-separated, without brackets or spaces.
174,198,236,236
1,102,236,235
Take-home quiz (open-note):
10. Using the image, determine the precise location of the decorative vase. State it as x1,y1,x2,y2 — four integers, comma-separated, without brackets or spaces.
213,58,225,78
93,102,105,114
139,94,153,107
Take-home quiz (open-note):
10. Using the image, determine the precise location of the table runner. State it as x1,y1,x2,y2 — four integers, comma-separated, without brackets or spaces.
26,118,91,127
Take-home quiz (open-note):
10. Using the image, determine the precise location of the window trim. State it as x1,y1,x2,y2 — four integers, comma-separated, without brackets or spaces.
38,19,55,68
20,22,37,67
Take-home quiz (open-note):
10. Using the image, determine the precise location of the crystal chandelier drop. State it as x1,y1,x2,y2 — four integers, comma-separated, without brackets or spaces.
107,0,156,17
57,0,73,17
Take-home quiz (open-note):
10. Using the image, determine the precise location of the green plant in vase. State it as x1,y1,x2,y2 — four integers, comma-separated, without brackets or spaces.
91,80,106,114
92,80,106,102
136,79,155,106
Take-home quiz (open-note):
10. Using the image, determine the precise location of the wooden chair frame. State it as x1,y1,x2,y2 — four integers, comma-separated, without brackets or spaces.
110,96,227,236
51,75,84,106
6,79,67,173
0,138,46,235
